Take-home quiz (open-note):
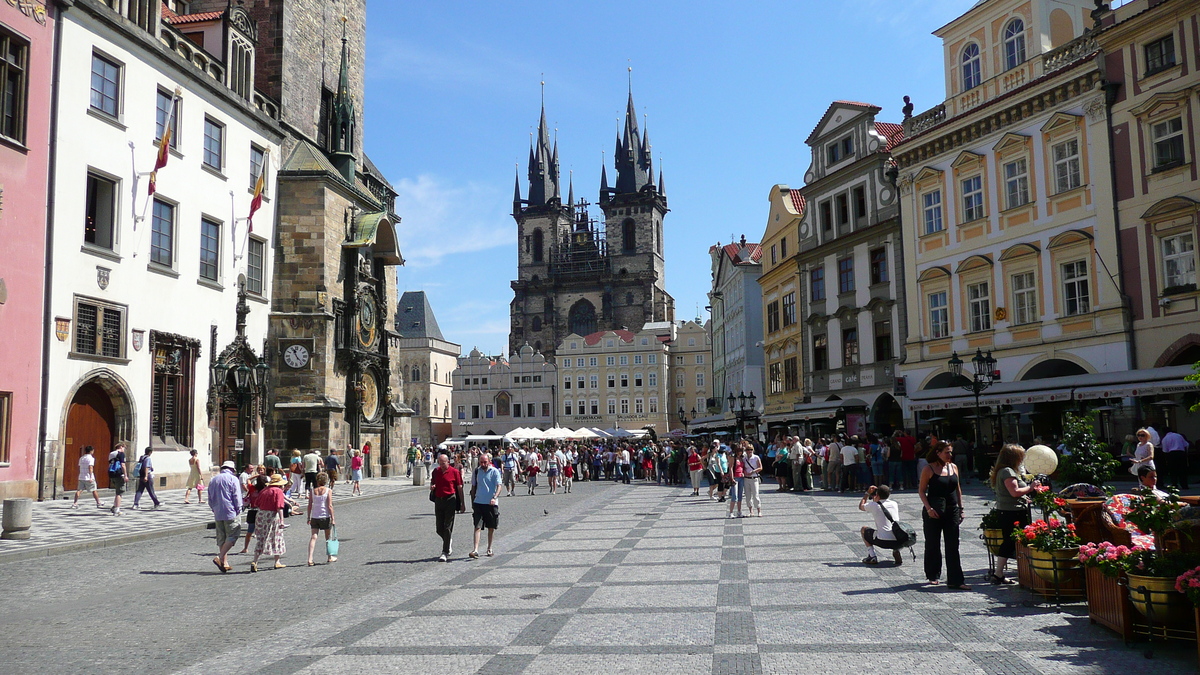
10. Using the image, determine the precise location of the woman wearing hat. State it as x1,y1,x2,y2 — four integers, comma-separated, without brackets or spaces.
250,473,289,572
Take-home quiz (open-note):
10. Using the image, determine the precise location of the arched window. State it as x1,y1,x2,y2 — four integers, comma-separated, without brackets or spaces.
433,398,438,416
433,364,438,380
411,366,420,381
411,399,421,414
622,219,636,253
532,316,542,332
568,299,598,336
961,43,981,91
1004,19,1026,70
532,228,544,263
443,404,449,417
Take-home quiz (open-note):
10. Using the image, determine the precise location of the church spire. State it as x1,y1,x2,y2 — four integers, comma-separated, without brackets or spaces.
512,166,522,215
525,92,559,207
329,17,357,182
614,85,651,195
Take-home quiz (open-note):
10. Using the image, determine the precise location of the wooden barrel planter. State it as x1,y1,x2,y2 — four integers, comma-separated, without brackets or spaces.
1085,567,1136,642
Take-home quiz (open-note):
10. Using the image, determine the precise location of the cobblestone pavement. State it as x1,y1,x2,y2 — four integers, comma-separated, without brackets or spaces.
0,476,417,562
156,479,1191,675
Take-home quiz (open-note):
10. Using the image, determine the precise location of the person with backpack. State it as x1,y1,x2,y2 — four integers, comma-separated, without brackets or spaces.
132,447,162,510
107,442,129,516
858,484,905,566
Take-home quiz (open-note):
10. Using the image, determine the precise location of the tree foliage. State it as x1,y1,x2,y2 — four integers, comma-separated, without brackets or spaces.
1058,412,1120,488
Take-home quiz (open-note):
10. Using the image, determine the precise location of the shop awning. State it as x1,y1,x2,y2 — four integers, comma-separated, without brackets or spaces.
908,365,1198,412
789,398,869,420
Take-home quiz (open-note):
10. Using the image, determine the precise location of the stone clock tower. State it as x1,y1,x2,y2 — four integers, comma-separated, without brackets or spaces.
189,0,411,473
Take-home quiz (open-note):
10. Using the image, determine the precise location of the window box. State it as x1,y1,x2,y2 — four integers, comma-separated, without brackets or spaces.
1162,283,1197,297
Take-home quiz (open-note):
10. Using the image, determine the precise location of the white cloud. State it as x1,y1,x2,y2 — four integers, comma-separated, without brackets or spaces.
392,174,512,267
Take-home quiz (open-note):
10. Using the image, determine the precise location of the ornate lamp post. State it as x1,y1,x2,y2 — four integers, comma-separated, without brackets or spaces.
728,391,759,440
948,348,997,448
209,277,271,469
677,406,697,433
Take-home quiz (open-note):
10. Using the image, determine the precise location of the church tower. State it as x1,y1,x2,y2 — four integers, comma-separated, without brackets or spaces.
509,87,674,359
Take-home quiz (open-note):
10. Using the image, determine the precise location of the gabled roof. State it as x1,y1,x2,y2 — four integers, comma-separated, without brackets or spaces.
874,122,905,151
162,8,222,25
710,242,763,266
362,153,394,192
395,291,446,340
805,100,883,145
582,330,635,346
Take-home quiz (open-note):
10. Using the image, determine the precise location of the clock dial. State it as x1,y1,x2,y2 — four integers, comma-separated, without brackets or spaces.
357,294,378,348
283,344,309,369
360,371,380,421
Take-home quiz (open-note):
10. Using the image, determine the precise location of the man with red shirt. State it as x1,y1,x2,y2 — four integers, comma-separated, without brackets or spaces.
430,453,464,562
895,430,918,491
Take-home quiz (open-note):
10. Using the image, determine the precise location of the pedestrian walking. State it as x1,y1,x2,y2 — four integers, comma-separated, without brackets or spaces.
208,460,243,573
324,448,341,488
774,439,791,491
306,472,337,565
1161,427,1189,489
349,450,364,496
919,441,968,590
236,467,261,555
547,447,560,494
262,448,283,476
302,448,321,494
502,448,518,497
250,474,289,572
72,445,105,509
132,447,162,510
184,449,205,504
430,453,464,562
469,453,502,558
562,454,574,493
728,445,745,518
288,449,304,499
107,443,132,515
406,443,419,478
743,443,763,517
525,459,541,495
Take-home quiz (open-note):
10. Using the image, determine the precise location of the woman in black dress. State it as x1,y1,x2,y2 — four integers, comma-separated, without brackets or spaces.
918,440,969,589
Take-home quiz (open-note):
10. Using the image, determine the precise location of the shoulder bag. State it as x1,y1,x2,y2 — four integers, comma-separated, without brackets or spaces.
879,502,918,546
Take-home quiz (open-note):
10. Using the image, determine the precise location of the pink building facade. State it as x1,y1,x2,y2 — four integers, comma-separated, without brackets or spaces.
0,1,55,499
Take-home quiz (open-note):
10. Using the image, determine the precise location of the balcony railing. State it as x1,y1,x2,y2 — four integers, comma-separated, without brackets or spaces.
1043,34,1098,74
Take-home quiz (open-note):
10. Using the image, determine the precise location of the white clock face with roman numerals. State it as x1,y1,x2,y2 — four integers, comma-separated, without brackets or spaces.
283,343,310,369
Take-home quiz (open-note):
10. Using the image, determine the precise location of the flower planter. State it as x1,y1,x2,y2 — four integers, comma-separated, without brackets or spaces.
1085,567,1136,642
1030,546,1081,583
1126,572,1193,627
1016,541,1084,599
982,528,1005,555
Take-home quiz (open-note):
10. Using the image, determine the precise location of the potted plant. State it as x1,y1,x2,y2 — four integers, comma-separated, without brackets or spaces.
1058,412,1120,488
1015,518,1081,583
979,508,1009,555
1080,541,1148,640
1078,541,1148,577
1123,487,1184,551
1028,484,1069,519
1127,550,1200,627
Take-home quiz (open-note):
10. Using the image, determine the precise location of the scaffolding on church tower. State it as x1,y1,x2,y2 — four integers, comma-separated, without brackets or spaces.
549,198,608,277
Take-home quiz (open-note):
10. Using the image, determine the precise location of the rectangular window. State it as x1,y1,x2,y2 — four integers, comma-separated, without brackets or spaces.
820,200,832,232
635,398,644,414
634,374,643,387
838,257,854,294
589,357,598,367
590,375,598,389
782,292,796,327
766,300,780,333
565,401,573,416
648,397,658,414
606,356,615,366
250,144,265,191
541,402,549,417
1053,139,1081,193
853,185,867,220
696,372,704,387
607,374,615,388
1004,158,1029,209
967,281,991,332
471,405,480,419
769,362,782,395
608,399,616,414
85,172,118,250
199,218,220,282
783,357,798,391
634,355,643,364
203,117,224,170
648,371,658,387
929,291,949,338
0,391,9,464
527,403,535,417
812,334,828,371
1163,233,1197,289
247,238,265,295
1152,117,1185,170
155,88,177,149
1012,272,1037,325
695,354,704,364
869,248,888,285
563,377,571,390
150,199,174,267
961,175,984,222
620,399,629,415
485,405,494,419
780,237,787,258
770,245,777,265
150,335,196,446
835,193,849,226
90,53,120,118
73,297,126,359
874,320,893,361
620,374,628,388
810,267,825,301
676,371,684,388
619,355,628,366
923,190,943,234
512,404,521,418
843,327,859,366
0,29,29,143
1145,34,1176,75
457,405,465,420
1062,260,1091,316
590,400,598,415
648,354,657,364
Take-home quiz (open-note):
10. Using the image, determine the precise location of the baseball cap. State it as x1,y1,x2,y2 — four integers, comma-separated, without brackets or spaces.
221,460,237,470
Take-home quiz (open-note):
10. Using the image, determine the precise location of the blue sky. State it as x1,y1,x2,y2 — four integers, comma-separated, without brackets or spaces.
365,0,967,356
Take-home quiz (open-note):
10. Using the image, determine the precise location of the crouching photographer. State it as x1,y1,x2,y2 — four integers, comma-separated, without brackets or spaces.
859,485,904,566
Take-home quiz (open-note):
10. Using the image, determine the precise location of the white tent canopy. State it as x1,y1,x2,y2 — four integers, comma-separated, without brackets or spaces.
503,427,544,441
572,428,601,439
541,426,574,440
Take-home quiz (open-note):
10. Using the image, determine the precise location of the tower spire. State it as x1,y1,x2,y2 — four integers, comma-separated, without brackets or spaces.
512,164,522,215
614,75,650,195
329,16,357,182
525,81,559,207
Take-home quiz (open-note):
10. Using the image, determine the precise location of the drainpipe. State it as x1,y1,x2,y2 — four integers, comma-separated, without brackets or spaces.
36,2,68,501
1102,78,1136,371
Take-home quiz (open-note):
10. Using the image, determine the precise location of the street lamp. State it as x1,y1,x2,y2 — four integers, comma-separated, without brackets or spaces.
728,391,759,440
948,348,997,448
677,406,697,433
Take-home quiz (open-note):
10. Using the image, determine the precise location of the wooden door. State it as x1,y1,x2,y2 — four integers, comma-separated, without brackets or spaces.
219,406,240,467
64,383,116,490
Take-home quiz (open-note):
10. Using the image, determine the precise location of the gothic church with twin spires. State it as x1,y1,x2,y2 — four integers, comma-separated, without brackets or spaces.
509,91,674,358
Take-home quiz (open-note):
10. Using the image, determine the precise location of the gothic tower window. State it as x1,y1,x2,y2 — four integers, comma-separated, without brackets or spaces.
622,219,636,253
411,366,420,382
532,316,542,331
532,228,544,262
568,299,597,336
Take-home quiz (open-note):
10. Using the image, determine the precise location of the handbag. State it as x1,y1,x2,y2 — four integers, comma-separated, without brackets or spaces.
428,489,436,503
879,501,918,545
326,525,339,557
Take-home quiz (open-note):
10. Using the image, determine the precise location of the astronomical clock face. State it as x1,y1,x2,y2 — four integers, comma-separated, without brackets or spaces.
360,371,380,421
357,292,378,349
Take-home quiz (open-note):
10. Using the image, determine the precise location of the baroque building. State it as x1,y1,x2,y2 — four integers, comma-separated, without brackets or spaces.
668,319,713,433
759,187,805,440
392,291,459,447
556,327,672,436
509,91,673,358
452,345,556,437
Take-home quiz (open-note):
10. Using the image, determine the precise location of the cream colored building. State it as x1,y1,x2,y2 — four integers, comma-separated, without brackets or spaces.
759,187,806,438
392,291,459,446
668,319,713,432
557,328,672,436
895,0,1128,444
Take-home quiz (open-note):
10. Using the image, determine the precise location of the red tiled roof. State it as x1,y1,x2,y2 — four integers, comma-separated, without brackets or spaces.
163,10,223,26
833,100,879,109
582,329,634,346
789,190,806,215
720,242,762,265
874,122,905,151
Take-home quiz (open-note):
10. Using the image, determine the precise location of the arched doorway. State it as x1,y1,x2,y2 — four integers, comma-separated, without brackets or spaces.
64,383,116,490
871,393,903,432
1020,358,1088,380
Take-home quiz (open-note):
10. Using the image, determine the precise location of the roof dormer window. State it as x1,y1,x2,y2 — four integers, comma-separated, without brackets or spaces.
827,135,854,165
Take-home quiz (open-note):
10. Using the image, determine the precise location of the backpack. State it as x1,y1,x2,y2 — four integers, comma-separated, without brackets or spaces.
108,455,123,475
879,501,918,546
134,458,146,478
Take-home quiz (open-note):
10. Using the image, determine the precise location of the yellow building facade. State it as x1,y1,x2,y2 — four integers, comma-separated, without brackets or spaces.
759,187,806,439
